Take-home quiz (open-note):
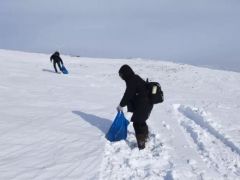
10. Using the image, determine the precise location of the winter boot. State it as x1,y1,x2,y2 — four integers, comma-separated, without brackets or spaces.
136,134,146,150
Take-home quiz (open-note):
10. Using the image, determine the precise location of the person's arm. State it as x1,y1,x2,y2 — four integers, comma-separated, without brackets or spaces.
59,57,64,65
50,55,53,62
120,80,136,107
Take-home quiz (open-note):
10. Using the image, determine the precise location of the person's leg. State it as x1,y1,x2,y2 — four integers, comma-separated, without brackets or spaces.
57,61,62,71
133,122,148,150
131,102,152,150
53,61,58,73
142,122,149,140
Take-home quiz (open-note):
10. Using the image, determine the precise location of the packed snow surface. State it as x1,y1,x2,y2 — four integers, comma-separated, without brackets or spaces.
0,49,240,180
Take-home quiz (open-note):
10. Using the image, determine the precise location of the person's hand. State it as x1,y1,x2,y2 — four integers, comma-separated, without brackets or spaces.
116,105,123,112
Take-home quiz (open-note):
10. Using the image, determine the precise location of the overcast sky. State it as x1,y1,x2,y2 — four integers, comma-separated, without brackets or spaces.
0,0,240,72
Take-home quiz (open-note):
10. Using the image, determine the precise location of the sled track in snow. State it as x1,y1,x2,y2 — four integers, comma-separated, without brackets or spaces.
178,105,240,156
174,104,240,179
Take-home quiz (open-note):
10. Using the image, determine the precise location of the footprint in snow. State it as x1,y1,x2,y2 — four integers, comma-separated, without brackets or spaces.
100,127,172,180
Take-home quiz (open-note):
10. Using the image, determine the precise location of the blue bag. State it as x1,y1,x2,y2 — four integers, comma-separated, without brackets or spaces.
60,65,69,74
106,112,129,142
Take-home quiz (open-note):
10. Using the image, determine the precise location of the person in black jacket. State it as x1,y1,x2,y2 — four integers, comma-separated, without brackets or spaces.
117,64,153,150
50,51,64,73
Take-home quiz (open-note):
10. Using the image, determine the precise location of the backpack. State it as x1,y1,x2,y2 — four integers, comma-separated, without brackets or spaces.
146,79,164,104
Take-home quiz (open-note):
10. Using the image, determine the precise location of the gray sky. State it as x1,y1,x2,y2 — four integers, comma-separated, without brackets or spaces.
0,0,240,72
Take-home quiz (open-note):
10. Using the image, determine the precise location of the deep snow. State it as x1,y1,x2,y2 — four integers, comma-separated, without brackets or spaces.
0,49,240,179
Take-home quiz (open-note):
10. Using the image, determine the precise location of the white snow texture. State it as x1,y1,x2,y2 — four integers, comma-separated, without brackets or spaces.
0,49,240,180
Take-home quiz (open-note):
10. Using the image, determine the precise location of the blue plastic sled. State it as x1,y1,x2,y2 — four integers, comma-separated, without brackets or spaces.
106,112,129,142
60,65,69,74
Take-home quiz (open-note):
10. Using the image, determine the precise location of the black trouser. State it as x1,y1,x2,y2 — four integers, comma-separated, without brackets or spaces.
53,61,62,73
133,122,148,136
133,122,149,149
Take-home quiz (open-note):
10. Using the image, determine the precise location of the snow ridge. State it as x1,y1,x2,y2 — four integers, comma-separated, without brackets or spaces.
174,104,240,179
178,105,240,156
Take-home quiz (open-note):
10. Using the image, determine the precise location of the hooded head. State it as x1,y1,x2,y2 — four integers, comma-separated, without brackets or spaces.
119,64,135,81
54,51,60,56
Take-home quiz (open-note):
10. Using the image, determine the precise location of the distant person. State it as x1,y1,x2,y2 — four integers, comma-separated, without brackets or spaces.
50,51,64,73
117,64,153,150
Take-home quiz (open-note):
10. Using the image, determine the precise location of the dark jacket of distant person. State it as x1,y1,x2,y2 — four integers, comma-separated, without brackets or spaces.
50,51,63,73
50,51,63,64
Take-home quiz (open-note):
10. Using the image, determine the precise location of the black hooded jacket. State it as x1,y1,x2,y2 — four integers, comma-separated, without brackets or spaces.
50,52,63,65
119,65,153,123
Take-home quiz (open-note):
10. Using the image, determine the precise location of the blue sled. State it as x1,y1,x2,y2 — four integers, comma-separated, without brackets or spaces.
106,112,129,142
60,65,69,74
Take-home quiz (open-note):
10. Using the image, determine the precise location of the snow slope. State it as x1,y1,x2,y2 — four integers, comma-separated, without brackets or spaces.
0,49,240,180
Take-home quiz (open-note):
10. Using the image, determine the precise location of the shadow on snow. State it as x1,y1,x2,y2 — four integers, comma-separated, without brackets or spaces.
72,111,112,134
42,69,57,74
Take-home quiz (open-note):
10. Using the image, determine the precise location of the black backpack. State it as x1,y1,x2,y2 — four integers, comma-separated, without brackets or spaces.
146,79,164,104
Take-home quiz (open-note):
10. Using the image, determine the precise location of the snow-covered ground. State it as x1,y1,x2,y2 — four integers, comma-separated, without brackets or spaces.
0,49,240,180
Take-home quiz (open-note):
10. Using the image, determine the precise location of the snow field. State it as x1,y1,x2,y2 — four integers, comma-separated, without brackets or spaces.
0,49,240,179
